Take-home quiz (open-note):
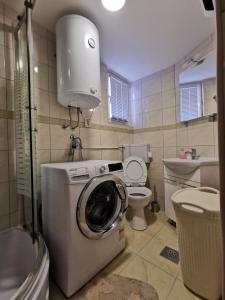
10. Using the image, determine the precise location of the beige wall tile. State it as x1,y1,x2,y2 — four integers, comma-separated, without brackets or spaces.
162,70,175,92
5,47,14,80
151,147,163,163
163,107,176,126
117,132,132,146
0,150,8,182
6,79,13,111
80,128,101,148
101,149,122,161
0,119,8,150
0,214,10,231
162,89,176,109
82,149,102,160
0,182,9,216
213,121,218,146
49,92,69,120
33,32,48,65
0,78,6,110
7,119,15,150
100,130,119,147
176,127,189,147
188,123,214,146
149,162,164,180
47,33,56,67
133,132,146,144
145,131,164,147
143,112,150,128
149,110,163,127
163,129,176,147
4,6,17,50
142,72,162,97
50,149,69,163
9,181,18,213
192,145,215,157
0,45,5,78
49,66,57,93
34,63,48,91
8,150,15,181
164,147,177,159
37,123,50,150
147,93,163,112
37,149,51,176
49,124,78,150
36,89,49,117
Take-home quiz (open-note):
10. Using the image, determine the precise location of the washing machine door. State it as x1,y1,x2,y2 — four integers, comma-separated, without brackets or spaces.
77,174,128,239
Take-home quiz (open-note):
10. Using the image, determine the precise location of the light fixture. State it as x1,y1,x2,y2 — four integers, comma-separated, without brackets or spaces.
101,0,126,12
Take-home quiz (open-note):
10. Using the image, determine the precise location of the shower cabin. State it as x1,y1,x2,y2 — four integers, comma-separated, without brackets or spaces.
0,1,49,299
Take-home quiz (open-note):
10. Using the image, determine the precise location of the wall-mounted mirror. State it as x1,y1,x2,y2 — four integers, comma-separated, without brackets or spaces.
178,49,217,122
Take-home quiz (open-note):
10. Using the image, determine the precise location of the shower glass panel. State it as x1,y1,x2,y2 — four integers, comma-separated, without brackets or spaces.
14,8,37,240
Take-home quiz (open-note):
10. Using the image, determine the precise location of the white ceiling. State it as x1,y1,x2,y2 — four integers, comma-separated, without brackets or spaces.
5,0,215,81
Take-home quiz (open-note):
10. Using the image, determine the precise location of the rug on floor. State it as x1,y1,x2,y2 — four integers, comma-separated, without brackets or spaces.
74,274,159,300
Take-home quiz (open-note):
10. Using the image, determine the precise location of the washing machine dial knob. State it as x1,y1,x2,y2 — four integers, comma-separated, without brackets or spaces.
99,166,106,173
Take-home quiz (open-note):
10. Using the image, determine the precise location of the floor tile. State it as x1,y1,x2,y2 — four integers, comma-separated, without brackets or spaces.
120,255,175,300
101,248,136,275
139,236,180,277
177,269,183,281
155,222,178,248
167,279,202,300
125,225,154,253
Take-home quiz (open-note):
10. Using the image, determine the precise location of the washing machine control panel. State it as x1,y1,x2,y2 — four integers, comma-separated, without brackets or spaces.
68,167,89,182
96,162,123,176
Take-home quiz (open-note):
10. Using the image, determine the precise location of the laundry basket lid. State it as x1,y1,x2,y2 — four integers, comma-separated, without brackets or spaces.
171,187,220,212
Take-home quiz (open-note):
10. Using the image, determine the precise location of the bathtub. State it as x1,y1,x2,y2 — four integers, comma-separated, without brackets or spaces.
0,227,49,300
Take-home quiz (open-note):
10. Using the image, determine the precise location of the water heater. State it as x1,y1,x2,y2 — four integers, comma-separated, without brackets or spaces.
56,15,101,109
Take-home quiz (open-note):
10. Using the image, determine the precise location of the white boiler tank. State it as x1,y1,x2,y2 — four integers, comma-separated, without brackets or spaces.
56,15,101,109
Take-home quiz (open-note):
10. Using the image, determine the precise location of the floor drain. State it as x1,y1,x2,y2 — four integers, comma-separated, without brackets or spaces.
160,246,179,264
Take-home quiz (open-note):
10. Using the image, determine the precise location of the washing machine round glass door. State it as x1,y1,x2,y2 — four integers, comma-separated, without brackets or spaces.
77,174,127,239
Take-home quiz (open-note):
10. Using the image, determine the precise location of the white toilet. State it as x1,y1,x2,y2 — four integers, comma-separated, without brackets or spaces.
123,156,152,231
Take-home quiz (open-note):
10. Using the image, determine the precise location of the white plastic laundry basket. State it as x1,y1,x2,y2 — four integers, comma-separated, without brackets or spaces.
172,187,222,300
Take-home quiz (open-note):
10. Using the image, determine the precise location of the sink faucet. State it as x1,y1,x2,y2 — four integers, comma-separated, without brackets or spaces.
185,148,200,160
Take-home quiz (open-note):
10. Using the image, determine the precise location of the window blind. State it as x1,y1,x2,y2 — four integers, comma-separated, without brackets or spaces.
108,74,129,123
180,82,203,122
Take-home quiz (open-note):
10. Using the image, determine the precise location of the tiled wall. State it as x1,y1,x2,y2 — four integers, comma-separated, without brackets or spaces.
131,35,218,210
33,27,132,198
0,4,22,230
0,2,133,231
0,1,218,230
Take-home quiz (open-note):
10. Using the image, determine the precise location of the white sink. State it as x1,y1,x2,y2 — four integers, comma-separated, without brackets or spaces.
162,158,219,175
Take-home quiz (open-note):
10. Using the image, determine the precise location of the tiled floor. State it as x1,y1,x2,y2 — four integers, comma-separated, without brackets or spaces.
49,211,202,300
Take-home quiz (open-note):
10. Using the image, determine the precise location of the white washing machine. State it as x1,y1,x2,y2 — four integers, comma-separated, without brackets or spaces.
41,160,128,297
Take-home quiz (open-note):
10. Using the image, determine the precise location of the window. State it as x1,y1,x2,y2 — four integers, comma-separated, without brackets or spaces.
180,82,203,122
108,73,129,123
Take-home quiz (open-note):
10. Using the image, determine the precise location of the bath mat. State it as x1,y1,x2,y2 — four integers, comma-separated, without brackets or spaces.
160,246,179,264
74,274,159,300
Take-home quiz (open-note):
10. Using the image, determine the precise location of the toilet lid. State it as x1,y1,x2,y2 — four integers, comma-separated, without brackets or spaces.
123,156,147,186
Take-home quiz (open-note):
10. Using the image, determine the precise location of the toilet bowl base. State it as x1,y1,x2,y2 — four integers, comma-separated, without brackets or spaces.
130,207,147,231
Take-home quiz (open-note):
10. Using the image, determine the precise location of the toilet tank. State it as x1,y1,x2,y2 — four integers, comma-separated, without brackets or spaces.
56,15,101,109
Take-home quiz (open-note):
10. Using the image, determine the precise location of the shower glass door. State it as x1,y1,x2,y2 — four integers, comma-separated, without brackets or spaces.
14,6,37,240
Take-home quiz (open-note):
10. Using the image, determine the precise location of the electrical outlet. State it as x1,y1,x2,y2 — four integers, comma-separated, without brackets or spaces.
84,118,91,128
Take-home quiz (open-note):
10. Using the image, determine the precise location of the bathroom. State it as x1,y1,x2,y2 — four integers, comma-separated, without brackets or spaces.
0,0,224,299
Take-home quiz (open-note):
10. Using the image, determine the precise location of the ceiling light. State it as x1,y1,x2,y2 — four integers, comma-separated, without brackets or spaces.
101,0,126,12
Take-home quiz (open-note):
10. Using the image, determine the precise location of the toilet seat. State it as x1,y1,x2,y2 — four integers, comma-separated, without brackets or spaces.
127,187,152,201
124,156,147,186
